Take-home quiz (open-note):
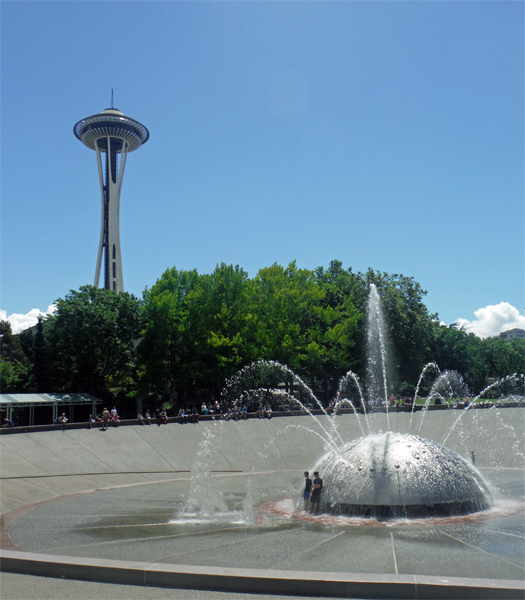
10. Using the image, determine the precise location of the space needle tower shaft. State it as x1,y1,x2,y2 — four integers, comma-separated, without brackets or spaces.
74,105,149,292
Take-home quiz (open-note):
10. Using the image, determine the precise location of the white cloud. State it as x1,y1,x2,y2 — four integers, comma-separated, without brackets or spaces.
455,303,525,338
0,305,56,334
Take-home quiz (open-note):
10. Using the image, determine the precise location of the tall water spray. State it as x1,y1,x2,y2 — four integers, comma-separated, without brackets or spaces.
365,284,393,429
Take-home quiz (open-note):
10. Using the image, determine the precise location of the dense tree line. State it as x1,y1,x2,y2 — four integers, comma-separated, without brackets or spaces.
1,261,523,417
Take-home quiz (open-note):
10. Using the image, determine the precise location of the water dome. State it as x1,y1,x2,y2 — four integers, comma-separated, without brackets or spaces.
314,432,493,518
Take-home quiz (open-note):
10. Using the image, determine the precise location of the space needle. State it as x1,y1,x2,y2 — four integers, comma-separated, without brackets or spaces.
74,102,149,293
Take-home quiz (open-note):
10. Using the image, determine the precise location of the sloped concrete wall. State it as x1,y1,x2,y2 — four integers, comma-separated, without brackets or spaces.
1,409,522,513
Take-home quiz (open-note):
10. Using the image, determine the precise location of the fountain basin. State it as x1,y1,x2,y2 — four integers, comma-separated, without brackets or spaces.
314,432,493,518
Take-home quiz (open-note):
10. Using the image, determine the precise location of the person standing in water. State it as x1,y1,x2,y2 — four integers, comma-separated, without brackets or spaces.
303,471,312,511
309,471,323,515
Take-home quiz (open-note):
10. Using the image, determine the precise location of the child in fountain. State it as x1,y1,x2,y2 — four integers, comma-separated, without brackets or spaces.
303,471,312,511
309,471,323,515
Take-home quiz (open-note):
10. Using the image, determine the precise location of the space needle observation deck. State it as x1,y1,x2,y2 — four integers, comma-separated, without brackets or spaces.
74,107,149,293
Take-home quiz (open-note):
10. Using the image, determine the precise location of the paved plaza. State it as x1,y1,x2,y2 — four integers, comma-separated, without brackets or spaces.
1,410,524,599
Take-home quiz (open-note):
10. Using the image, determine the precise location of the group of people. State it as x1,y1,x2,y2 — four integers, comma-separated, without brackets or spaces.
177,406,199,424
257,403,272,419
137,409,168,426
224,404,248,421
69,401,305,430
137,410,152,425
303,470,323,515
97,403,257,426
194,402,248,421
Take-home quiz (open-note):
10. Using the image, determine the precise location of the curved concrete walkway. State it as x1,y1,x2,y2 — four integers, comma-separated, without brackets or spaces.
1,410,524,599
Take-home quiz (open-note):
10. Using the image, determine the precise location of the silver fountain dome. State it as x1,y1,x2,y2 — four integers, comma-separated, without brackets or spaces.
314,432,493,518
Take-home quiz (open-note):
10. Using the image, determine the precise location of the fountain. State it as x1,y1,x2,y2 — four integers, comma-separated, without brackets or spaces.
2,285,523,598
215,284,522,521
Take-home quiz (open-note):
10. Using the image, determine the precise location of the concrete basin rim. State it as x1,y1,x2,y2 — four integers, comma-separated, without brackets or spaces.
1,548,524,600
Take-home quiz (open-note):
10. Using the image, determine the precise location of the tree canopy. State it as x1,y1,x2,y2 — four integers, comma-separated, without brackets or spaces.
5,262,523,416
45,285,142,398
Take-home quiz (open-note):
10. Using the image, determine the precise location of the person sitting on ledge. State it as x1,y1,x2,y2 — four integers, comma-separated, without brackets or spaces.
145,410,152,425
178,407,188,424
137,412,146,425
58,413,68,432
2,418,14,428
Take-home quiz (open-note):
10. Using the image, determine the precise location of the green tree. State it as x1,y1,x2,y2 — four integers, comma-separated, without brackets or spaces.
428,324,472,375
32,317,53,391
427,324,501,395
482,337,525,380
315,260,363,375
244,261,359,399
0,320,34,393
139,264,250,403
184,264,249,393
138,267,200,401
46,286,142,400
244,262,325,370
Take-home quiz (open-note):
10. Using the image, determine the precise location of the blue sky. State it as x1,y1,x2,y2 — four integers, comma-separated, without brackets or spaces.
1,1,523,336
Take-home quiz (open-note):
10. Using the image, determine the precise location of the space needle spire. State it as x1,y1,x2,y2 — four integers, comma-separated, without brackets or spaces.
74,105,149,292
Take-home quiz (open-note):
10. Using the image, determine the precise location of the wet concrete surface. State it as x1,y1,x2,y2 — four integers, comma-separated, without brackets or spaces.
6,470,524,581
1,410,524,598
